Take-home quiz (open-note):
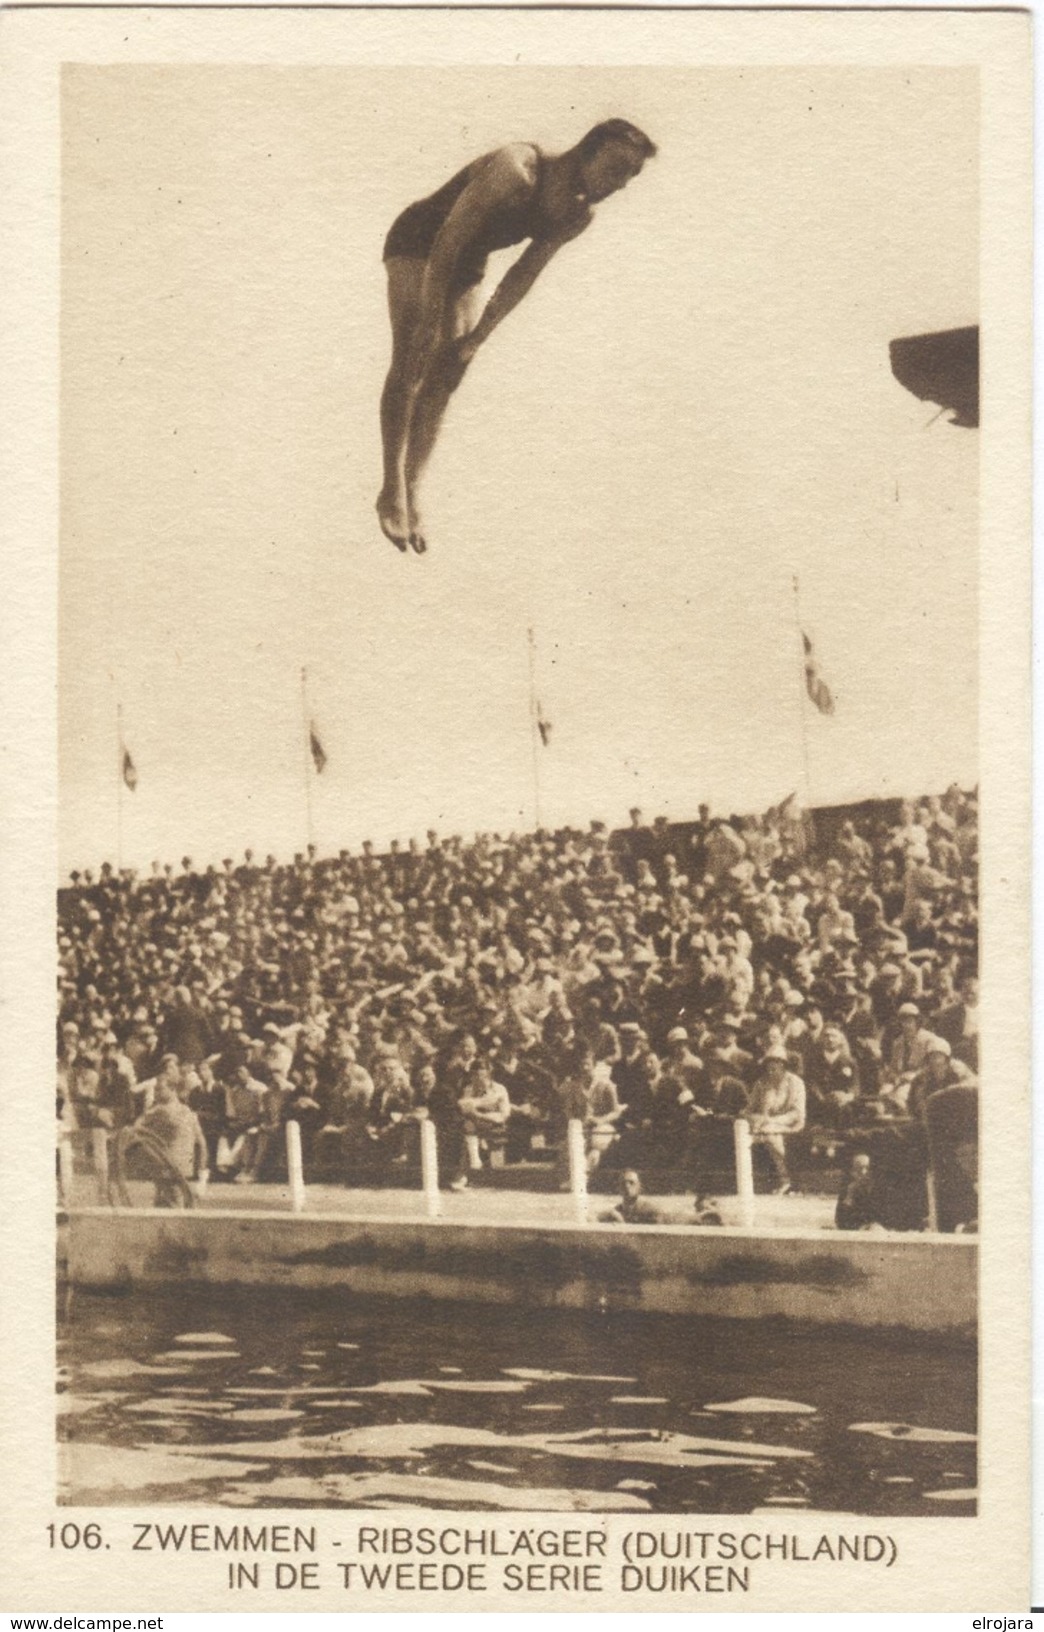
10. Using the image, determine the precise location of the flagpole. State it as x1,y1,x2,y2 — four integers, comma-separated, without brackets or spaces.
526,626,543,830
791,576,813,810
116,699,124,873
300,667,315,852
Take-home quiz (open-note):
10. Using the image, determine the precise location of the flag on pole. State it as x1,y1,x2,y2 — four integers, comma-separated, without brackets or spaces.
309,724,327,774
121,748,138,791
802,633,835,716
536,705,552,748
764,790,800,825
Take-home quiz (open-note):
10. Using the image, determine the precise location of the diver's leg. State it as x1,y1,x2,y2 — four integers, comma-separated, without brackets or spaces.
377,258,425,550
404,282,483,553
401,373,457,555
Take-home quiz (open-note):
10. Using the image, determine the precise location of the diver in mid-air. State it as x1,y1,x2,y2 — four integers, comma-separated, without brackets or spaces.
377,119,657,555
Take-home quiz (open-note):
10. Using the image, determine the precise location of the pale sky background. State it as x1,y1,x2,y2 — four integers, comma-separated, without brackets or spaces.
60,65,978,874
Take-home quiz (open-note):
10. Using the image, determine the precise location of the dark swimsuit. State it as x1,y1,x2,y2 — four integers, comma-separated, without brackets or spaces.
383,147,575,288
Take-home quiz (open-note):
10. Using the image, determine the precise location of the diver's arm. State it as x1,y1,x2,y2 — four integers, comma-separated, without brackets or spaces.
412,147,538,373
462,214,592,358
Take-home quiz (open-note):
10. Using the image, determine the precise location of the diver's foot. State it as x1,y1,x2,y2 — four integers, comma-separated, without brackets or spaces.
407,498,428,555
376,492,410,553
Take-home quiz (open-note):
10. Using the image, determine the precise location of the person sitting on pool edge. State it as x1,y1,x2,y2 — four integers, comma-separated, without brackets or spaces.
599,1168,666,1225
377,119,657,554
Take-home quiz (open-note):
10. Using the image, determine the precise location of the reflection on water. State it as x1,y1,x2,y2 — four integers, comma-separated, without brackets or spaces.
58,1290,976,1514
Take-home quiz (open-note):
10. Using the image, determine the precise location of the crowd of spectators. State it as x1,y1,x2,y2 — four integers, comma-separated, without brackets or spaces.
56,788,979,1229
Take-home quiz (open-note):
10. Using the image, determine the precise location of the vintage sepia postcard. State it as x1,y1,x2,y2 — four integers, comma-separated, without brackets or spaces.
0,4,1032,1616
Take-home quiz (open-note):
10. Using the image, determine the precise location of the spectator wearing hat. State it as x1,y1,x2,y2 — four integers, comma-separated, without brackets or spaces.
611,1021,651,1111
869,961,907,1036
95,1032,138,1129
662,1026,705,1098
629,946,670,1023
706,1014,755,1082
803,1020,860,1131
748,1046,807,1195
931,973,979,1071
881,1003,934,1112
255,1019,298,1083
832,984,883,1096
907,1036,976,1122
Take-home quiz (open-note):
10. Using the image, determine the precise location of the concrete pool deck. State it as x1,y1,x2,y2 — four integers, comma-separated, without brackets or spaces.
59,1178,976,1341
198,1180,835,1231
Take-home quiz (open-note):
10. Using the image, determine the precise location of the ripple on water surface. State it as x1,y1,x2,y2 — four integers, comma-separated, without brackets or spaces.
58,1290,977,1514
